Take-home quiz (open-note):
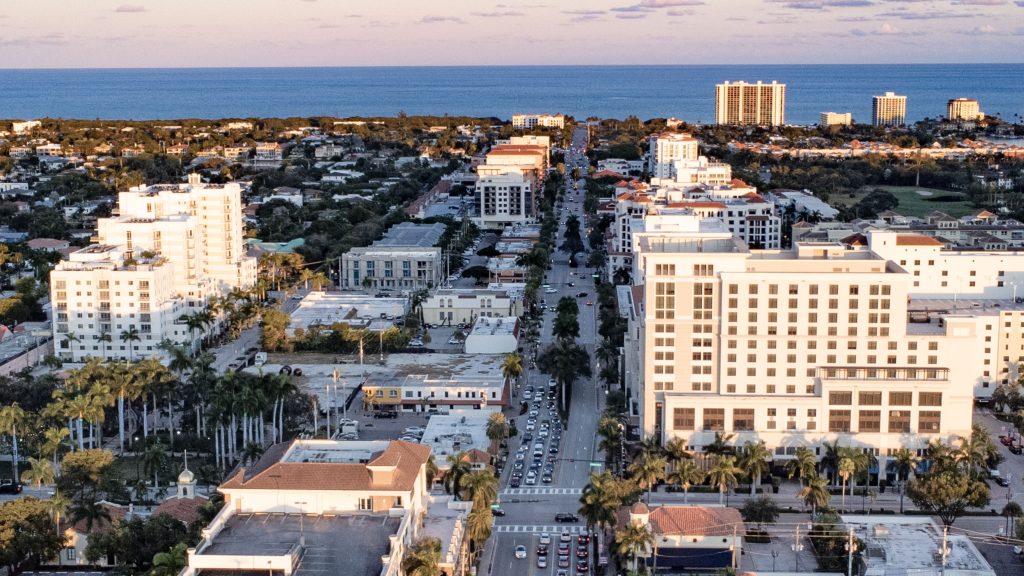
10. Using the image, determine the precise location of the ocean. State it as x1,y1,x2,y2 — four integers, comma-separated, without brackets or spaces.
1,64,1021,125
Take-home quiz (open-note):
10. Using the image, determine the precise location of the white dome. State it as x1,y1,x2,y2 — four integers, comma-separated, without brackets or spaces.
178,468,195,484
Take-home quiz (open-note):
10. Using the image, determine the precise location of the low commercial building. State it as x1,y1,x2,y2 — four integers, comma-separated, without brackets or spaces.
288,292,408,336
182,439,469,576
360,353,509,413
511,113,564,129
463,316,519,354
422,288,521,326
420,409,499,467
842,515,994,576
618,504,743,573
341,223,447,292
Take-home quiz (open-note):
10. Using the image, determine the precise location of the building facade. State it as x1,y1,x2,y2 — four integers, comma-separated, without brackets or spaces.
341,223,446,292
627,226,994,479
474,171,535,229
714,81,786,126
511,114,565,129
820,112,853,127
872,92,907,126
51,175,256,361
422,288,520,326
947,98,984,122
648,133,699,179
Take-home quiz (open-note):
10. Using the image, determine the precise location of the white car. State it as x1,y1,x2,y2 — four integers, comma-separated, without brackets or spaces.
539,533,551,545
545,288,557,294
515,545,527,559
404,427,425,434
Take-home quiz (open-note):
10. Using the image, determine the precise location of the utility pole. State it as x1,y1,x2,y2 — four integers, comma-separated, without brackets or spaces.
794,524,802,572
847,527,856,576
940,525,949,576
732,523,738,569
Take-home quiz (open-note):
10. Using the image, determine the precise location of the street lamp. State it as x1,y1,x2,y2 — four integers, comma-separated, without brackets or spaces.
771,549,779,572
294,500,308,545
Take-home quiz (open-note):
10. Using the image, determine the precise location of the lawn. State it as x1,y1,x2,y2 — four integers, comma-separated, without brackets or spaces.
830,185,978,219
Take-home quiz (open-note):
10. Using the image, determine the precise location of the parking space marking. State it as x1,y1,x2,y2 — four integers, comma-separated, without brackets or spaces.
501,488,582,495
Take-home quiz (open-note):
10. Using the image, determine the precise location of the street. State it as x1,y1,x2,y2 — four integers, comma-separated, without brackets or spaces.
485,127,602,576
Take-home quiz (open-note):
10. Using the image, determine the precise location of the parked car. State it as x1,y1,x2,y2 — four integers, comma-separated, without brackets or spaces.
555,513,579,523
0,482,22,495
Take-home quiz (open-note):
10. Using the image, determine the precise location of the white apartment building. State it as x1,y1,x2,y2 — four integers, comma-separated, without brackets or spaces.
820,112,853,127
314,143,346,159
50,174,257,361
947,98,984,122
872,92,907,126
715,81,786,126
252,142,284,169
341,222,446,292
626,224,1017,478
511,113,565,129
473,171,535,229
648,133,699,179
422,288,520,326
649,157,733,187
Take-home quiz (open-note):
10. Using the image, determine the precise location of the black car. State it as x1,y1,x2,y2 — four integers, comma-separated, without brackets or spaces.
0,482,22,495
490,506,506,517
555,513,579,523
995,476,1010,487
576,292,588,298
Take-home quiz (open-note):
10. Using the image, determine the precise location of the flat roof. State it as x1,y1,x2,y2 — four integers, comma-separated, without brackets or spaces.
841,515,995,576
909,298,1024,315
468,316,518,337
289,292,408,331
421,410,497,462
200,513,400,576
335,353,505,381
372,222,446,248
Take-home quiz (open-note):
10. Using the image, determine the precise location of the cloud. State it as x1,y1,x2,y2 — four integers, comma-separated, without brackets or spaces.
846,22,924,35
952,0,1006,4
764,0,874,6
956,23,1001,33
615,12,649,18
472,10,525,17
1016,1,1024,6
638,0,704,6
876,9,975,18
420,15,464,23
114,4,147,12
666,8,695,15
611,4,655,11
317,23,339,29
0,33,68,47
562,9,605,14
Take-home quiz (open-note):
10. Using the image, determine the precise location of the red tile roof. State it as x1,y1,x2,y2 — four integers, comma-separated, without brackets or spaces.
617,505,742,537
154,496,208,524
895,235,942,247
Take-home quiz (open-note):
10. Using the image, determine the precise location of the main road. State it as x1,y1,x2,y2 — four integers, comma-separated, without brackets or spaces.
483,126,605,576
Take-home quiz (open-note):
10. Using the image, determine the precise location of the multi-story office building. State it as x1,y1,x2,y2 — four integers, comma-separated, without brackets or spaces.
51,174,257,361
648,133,699,179
511,113,565,129
947,98,984,122
341,222,446,292
714,81,786,126
819,112,853,127
624,221,1023,477
473,172,534,229
872,92,907,126
421,288,521,326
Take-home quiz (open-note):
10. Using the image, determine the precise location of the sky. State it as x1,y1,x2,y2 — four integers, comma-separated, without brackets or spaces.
1,0,1023,68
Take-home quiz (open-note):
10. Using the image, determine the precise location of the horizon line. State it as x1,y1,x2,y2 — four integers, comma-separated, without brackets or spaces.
1,62,1023,72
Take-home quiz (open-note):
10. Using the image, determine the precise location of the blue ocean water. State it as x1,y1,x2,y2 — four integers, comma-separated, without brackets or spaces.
0,64,1021,125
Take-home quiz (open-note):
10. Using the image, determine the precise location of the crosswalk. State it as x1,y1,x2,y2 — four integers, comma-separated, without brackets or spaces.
494,524,587,534
500,488,583,496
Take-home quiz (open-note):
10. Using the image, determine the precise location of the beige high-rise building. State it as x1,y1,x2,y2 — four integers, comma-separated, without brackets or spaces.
623,219,1021,477
819,112,853,127
715,81,786,126
872,92,907,126
647,133,699,179
947,98,984,122
50,174,257,362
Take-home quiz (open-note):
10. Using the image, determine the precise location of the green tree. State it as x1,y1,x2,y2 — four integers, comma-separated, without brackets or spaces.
628,451,666,504
143,441,168,489
501,353,523,383
465,506,493,564
741,496,781,531
837,447,869,512
443,451,471,500
401,537,443,576
21,457,55,488
119,326,141,362
667,460,705,504
260,308,293,352
597,416,624,473
0,497,67,574
579,471,627,535
485,411,508,451
738,441,772,495
151,542,188,576
907,470,991,526
615,521,654,573
85,513,188,572
0,402,27,483
799,476,831,516
707,455,742,506
786,447,818,486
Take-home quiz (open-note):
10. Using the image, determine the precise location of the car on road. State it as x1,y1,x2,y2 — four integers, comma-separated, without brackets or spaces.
995,476,1011,487
447,336,463,345
537,555,547,568
0,482,22,495
576,559,590,572
556,570,569,576
545,287,557,294
539,533,551,545
585,300,593,306
409,338,424,347
542,474,553,484
514,545,527,559
510,477,521,488
577,532,590,545
558,554,570,568
577,546,589,559
491,505,506,516
555,513,579,523
525,473,537,485
576,292,588,298
560,532,572,543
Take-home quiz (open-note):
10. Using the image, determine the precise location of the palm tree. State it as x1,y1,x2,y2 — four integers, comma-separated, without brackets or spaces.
1003,502,1023,539
837,448,869,512
151,543,188,576
579,471,623,535
707,455,742,505
242,441,264,465
0,403,26,483
144,441,168,488
97,331,112,358
667,460,705,504
119,326,141,362
465,506,494,564
799,476,830,516
891,448,918,514
107,362,140,453
178,312,208,353
63,331,81,360
71,499,112,533
485,412,508,452
461,470,499,509
45,491,71,538
663,436,691,474
501,353,523,384
401,537,443,576
597,416,624,473
22,457,55,488
738,441,772,495
425,455,439,488
615,521,654,573
786,447,818,486
820,440,842,486
443,452,471,499
628,451,666,504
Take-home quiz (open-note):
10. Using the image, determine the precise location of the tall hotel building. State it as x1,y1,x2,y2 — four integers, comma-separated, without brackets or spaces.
872,92,907,126
647,133,699,179
947,98,984,122
623,215,1024,476
714,81,786,127
51,174,257,362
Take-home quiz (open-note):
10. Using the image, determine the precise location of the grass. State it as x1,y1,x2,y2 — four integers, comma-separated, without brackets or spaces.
830,185,978,219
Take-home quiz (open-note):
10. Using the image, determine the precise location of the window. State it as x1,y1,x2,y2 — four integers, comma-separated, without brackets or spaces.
859,391,882,406
703,408,725,431
655,282,676,319
829,391,853,405
829,410,852,432
65,548,76,561
858,410,881,433
673,408,695,430
889,392,912,406
656,264,676,275
359,498,373,510
888,410,911,433
919,411,941,433
919,392,943,407
733,408,754,431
